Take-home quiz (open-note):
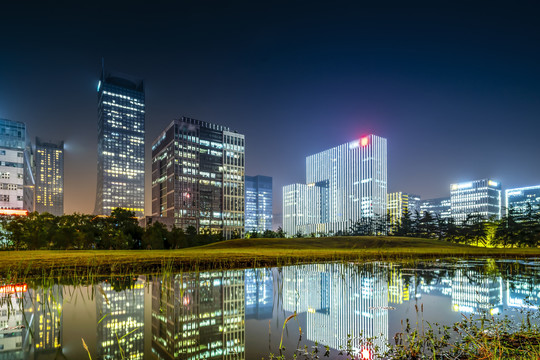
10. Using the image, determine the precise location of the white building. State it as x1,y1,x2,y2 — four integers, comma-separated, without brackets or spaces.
283,135,387,235
505,185,540,216
450,179,502,222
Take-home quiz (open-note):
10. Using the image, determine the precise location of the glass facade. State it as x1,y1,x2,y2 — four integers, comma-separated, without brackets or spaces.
34,137,64,216
505,185,540,215
419,197,451,219
387,192,421,226
450,179,502,221
244,175,272,233
151,117,245,239
95,69,145,216
0,118,34,212
283,135,387,236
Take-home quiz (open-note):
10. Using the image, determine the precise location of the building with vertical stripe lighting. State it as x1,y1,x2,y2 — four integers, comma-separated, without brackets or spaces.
387,192,421,227
245,175,272,233
283,134,387,236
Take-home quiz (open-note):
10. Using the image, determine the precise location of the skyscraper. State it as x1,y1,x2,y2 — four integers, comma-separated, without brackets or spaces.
34,137,64,216
0,118,34,213
245,175,272,233
283,135,387,235
505,185,540,215
450,179,502,221
94,66,145,217
151,117,245,239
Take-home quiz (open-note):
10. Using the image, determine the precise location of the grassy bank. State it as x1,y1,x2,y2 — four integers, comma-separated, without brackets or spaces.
1,236,539,276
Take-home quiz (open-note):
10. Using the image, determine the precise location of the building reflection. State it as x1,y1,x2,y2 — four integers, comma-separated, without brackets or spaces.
96,276,145,359
151,270,245,360
244,269,273,320
283,263,389,353
0,284,27,359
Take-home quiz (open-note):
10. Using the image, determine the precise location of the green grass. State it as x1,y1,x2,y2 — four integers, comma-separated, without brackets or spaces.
1,236,539,276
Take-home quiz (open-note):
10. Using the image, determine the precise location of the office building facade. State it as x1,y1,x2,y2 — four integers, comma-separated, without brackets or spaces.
34,137,64,216
450,179,502,222
151,117,245,239
245,175,273,233
387,192,421,226
0,118,34,213
505,185,540,215
283,135,387,235
419,197,451,219
94,68,145,217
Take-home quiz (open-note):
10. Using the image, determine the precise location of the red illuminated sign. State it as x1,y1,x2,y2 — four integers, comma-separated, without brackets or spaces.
360,137,369,147
0,209,29,216
0,283,28,294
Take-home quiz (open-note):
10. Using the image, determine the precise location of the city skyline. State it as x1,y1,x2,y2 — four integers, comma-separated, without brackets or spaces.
1,2,540,225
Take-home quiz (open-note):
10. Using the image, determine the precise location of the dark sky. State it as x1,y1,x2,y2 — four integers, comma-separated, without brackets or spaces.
1,1,539,225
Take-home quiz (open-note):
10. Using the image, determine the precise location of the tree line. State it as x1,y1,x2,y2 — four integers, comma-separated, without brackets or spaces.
342,204,540,247
0,208,224,250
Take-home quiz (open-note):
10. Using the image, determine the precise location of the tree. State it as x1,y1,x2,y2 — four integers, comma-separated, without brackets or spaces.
276,227,286,238
167,226,187,249
142,222,168,249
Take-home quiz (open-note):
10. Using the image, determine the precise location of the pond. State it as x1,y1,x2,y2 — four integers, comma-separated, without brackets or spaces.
0,259,539,359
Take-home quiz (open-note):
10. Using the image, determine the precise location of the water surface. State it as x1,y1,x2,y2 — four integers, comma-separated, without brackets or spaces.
0,259,539,359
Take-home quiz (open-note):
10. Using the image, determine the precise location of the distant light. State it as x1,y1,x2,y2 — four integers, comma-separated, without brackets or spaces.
361,137,369,147
506,190,523,196
488,180,498,187
97,80,101,92
349,140,360,149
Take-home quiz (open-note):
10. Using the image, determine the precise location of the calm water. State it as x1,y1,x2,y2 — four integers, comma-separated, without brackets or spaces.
0,259,539,359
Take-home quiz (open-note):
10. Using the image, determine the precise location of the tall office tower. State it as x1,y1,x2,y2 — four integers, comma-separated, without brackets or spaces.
282,182,328,236
505,185,540,215
96,277,145,359
419,197,451,219
283,134,387,236
450,179,502,222
94,67,145,217
387,192,421,226
34,137,64,216
151,117,245,239
244,175,273,233
0,118,34,213
151,270,245,360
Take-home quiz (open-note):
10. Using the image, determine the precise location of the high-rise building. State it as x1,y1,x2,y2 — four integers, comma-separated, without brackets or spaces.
387,192,421,226
450,179,502,222
94,67,145,217
34,137,64,216
151,117,245,239
0,118,34,213
245,175,272,233
283,135,387,236
419,197,451,219
151,271,245,360
505,185,540,215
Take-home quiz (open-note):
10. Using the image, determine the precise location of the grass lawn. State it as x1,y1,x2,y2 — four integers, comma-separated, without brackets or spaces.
1,236,539,276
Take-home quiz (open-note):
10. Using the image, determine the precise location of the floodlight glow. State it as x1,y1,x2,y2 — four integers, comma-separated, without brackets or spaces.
360,347,372,359
97,80,101,92
361,137,369,146
488,180,498,187
0,283,27,294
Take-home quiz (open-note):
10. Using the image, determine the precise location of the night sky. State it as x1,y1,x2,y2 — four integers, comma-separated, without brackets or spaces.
1,1,539,226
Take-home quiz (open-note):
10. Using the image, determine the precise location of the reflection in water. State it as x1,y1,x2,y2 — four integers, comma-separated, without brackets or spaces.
0,260,538,359
244,269,273,320
283,264,389,353
151,271,245,359
96,276,145,359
